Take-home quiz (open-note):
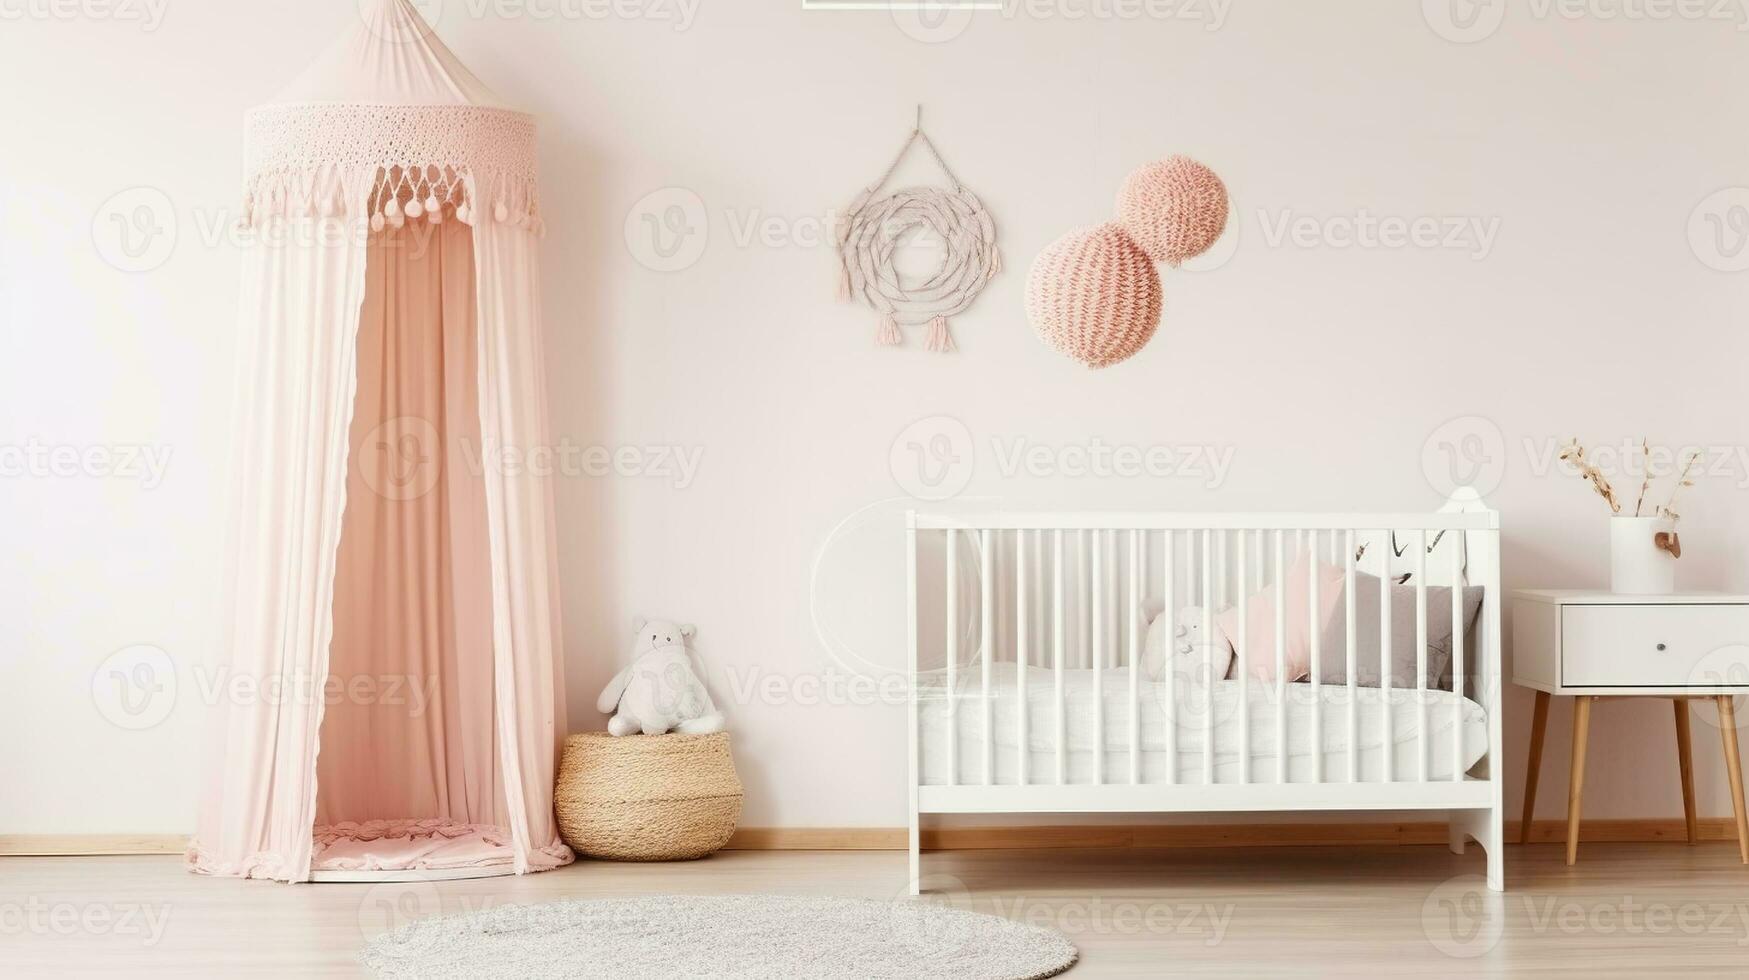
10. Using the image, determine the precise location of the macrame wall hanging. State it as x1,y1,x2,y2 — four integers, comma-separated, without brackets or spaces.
835,110,1000,353
1025,155,1228,368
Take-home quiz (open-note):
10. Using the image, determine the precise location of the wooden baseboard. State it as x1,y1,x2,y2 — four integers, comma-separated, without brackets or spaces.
0,834,190,856
6,819,1739,857
727,818,1743,851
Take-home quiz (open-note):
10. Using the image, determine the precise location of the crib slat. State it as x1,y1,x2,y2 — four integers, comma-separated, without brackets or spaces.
1416,529,1428,783
1092,530,1105,785
1236,530,1249,784
1202,531,1214,784
1451,533,1465,783
981,529,994,786
1309,529,1322,784
1163,529,1177,785
1346,529,1358,783
1275,530,1287,784
1017,530,1029,787
946,531,959,786
1128,531,1141,785
1077,530,1089,671
1215,529,1227,610
1380,530,1393,783
1054,529,1066,786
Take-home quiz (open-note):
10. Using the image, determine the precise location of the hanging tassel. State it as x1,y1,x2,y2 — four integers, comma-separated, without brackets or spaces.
925,316,955,353
875,314,902,347
836,261,852,302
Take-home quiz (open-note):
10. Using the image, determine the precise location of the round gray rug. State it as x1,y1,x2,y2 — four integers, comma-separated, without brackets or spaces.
360,893,1077,979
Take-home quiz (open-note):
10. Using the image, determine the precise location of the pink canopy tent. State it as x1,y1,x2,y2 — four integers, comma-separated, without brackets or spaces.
189,0,570,881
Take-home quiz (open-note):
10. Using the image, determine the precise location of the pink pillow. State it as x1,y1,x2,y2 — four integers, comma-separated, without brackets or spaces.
1216,554,1345,683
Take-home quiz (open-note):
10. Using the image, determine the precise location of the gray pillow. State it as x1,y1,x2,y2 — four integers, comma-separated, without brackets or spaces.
1306,571,1483,691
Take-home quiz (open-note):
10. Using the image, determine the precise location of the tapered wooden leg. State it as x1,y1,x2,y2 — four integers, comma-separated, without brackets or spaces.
1566,696,1592,866
1717,695,1749,865
1674,698,1697,845
1522,691,1551,844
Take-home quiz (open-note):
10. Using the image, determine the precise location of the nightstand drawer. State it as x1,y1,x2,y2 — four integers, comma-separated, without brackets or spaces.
1562,604,1749,687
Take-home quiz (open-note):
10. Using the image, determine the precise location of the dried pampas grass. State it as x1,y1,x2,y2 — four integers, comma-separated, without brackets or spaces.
1558,439,1621,514
1560,438,1700,523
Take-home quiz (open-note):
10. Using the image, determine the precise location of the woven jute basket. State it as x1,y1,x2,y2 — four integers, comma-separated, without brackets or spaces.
554,732,743,861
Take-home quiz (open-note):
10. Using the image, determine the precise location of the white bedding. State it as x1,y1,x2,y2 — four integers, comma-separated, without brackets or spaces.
920,663,1488,785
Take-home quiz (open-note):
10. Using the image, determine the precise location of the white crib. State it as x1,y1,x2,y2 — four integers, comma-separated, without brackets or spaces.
904,492,1504,892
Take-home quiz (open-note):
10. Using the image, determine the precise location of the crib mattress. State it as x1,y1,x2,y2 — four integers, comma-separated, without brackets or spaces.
920,663,1489,785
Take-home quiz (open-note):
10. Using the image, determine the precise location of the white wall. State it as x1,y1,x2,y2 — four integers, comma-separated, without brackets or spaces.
5,1,1749,835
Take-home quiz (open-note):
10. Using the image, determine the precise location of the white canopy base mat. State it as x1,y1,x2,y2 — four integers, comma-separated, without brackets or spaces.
361,893,1077,979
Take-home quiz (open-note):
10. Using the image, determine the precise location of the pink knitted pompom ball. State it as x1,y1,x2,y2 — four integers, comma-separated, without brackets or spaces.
1116,155,1228,266
1025,223,1162,369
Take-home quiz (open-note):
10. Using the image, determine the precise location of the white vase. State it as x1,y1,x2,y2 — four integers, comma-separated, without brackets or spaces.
1610,516,1676,595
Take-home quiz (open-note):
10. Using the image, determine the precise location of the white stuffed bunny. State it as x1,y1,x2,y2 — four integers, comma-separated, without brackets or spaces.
596,617,725,736
1140,603,1234,684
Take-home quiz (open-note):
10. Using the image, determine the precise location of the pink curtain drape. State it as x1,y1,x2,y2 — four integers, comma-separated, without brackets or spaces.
312,220,506,871
473,217,569,873
191,207,570,881
189,193,373,881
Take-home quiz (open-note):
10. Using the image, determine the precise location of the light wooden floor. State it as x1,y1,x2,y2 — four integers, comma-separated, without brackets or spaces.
5,844,1749,977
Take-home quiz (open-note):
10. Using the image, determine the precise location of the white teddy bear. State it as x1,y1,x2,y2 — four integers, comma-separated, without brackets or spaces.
596,617,725,736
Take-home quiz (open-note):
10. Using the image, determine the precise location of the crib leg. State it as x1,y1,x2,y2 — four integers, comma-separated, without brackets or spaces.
1450,808,1505,892
1447,817,1466,856
907,809,921,895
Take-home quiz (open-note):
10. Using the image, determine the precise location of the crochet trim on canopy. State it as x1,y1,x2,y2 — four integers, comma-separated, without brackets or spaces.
241,103,540,231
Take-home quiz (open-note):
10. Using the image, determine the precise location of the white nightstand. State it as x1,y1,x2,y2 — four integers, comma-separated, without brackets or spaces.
1512,590,1749,865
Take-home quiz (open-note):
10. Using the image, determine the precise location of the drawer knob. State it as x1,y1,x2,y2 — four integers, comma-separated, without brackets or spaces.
1656,643,1667,652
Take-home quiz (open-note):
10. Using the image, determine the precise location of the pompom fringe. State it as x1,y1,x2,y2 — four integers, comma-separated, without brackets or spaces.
875,314,902,346
925,316,955,353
